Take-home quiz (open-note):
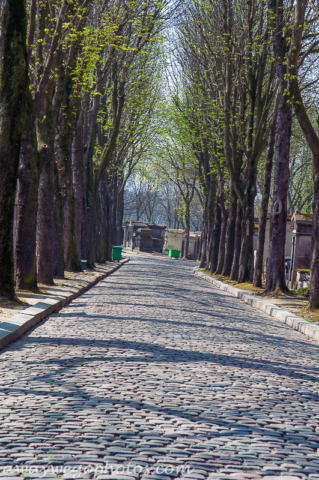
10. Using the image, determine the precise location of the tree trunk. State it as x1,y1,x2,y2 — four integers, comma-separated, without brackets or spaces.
238,175,256,283
95,181,104,264
230,202,242,281
206,174,217,270
105,183,113,261
309,163,319,307
57,120,81,272
183,204,190,260
199,198,208,268
199,172,216,269
214,205,228,275
210,199,222,273
66,194,82,272
14,97,39,291
116,185,124,246
86,195,96,268
253,101,277,287
265,97,292,292
265,0,292,293
84,154,96,267
52,161,64,279
99,171,112,262
287,0,319,307
37,85,56,285
72,127,85,262
111,172,118,246
222,187,237,276
37,145,55,285
0,0,28,298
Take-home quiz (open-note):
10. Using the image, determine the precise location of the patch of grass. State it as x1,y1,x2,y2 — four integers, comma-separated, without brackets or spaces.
297,287,309,297
298,306,319,324
236,282,263,293
200,270,264,293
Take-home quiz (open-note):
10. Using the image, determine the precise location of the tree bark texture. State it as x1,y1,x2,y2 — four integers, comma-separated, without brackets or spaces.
52,160,64,279
0,0,28,298
72,124,86,262
222,187,237,276
105,183,113,261
199,198,208,269
253,101,278,288
37,84,56,285
238,172,256,283
288,0,319,307
183,205,190,260
57,106,81,272
210,199,222,274
84,122,98,268
95,186,104,264
99,171,112,262
214,205,228,275
230,202,242,281
309,164,319,307
198,153,213,269
265,96,292,293
205,174,217,270
14,107,39,290
111,172,118,246
116,185,124,246
37,146,55,285
85,183,96,268
265,0,292,293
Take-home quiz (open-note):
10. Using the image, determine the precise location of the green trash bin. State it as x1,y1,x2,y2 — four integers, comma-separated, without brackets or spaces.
112,246,122,261
168,248,180,259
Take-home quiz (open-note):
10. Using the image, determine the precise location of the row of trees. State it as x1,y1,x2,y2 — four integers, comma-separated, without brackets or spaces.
1,0,319,310
0,0,177,300
159,0,319,307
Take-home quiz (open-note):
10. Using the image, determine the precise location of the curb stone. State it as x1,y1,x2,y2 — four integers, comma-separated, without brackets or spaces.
0,258,129,352
192,267,319,344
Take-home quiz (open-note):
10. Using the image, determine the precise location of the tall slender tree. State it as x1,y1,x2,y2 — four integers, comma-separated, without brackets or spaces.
0,0,28,298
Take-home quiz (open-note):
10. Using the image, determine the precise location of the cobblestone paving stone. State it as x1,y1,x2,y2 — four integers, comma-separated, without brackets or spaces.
0,255,319,480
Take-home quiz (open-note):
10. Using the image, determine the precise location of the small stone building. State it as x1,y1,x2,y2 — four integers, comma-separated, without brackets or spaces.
164,229,201,259
164,229,185,253
187,232,201,260
134,228,153,253
148,224,166,253
288,213,313,288
122,221,166,253
123,220,149,250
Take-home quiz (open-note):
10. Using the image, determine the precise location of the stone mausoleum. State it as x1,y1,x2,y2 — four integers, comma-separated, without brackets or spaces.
163,229,201,259
122,221,166,254
288,213,312,288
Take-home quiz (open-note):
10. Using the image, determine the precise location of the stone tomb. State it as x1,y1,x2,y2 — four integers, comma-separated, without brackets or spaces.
123,221,166,253
164,229,201,259
134,227,153,253
288,213,313,288
147,223,166,253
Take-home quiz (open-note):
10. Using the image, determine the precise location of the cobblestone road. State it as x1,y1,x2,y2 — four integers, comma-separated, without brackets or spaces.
1,256,319,480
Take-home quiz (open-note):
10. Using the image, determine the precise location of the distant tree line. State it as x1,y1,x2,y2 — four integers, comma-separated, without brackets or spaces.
124,176,203,231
